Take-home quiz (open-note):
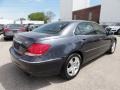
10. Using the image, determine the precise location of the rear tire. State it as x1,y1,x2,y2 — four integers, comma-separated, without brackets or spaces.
61,53,82,80
4,37,8,40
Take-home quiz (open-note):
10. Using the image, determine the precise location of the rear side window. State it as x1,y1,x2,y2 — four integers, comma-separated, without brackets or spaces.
33,22,70,35
75,22,94,35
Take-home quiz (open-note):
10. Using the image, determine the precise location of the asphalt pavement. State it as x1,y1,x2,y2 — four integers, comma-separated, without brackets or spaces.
0,34,120,90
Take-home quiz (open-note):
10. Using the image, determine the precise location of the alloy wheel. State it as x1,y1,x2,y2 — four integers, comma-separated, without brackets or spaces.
67,56,80,77
111,42,116,53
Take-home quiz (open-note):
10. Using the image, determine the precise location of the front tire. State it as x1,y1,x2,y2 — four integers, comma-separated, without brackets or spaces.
61,53,82,80
117,29,120,35
108,41,116,54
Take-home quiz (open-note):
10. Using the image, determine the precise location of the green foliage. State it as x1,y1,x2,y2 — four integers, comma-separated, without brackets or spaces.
28,11,55,23
28,12,47,22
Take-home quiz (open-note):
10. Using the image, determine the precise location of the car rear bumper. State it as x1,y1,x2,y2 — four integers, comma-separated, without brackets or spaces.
9,47,65,77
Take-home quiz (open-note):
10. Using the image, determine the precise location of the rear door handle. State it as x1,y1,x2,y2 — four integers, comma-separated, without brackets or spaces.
82,39,86,41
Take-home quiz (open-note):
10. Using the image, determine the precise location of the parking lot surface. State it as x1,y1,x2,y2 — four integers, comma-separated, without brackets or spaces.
0,35,120,90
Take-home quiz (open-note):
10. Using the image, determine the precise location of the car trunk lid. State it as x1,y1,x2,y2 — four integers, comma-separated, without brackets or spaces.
13,32,52,55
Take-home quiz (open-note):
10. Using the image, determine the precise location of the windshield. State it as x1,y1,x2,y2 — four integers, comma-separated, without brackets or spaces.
33,22,70,35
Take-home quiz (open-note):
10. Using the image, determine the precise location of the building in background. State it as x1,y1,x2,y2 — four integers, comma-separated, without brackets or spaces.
0,19,14,24
73,5,101,23
0,19,44,25
73,0,90,11
60,0,73,20
60,0,90,20
100,0,120,25
61,0,120,26
15,20,44,25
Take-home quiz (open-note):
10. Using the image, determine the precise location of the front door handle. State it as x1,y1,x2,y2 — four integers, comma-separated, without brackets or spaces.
82,39,86,41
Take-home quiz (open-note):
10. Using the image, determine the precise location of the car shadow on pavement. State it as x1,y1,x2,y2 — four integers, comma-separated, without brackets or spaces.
0,36,13,42
0,63,66,90
81,54,106,69
0,54,110,90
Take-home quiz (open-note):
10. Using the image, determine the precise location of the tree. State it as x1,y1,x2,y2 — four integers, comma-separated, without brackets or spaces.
45,11,55,22
28,11,55,23
28,12,47,22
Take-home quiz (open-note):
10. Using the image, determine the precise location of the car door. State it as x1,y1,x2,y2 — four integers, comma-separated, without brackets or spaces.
91,22,111,55
74,22,105,62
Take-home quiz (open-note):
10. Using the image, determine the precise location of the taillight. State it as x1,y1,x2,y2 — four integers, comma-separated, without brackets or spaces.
25,43,51,56
20,28,25,32
4,28,10,32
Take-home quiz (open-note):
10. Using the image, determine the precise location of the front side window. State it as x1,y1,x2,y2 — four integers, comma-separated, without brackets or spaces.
75,22,94,35
33,22,70,35
92,22,106,34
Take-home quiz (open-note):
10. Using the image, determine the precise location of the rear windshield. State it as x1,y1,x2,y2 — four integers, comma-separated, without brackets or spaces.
33,22,70,35
7,24,22,29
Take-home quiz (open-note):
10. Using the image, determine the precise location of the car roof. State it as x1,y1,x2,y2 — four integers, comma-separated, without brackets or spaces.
58,20,95,23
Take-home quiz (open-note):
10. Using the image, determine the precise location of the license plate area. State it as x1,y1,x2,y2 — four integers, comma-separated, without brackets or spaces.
13,30,18,33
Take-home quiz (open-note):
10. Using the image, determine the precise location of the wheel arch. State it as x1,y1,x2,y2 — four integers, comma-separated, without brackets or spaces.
117,29,120,34
67,50,84,64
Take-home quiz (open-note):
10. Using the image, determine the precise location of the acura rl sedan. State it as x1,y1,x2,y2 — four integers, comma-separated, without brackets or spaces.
10,21,117,80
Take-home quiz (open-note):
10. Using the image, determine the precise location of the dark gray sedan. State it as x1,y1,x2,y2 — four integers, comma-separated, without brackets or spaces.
3,24,26,40
10,21,117,80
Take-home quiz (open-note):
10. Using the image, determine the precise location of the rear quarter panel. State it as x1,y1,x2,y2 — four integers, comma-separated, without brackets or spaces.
36,36,84,61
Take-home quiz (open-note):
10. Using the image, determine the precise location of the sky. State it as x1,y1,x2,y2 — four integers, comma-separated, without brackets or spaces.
0,0,101,21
